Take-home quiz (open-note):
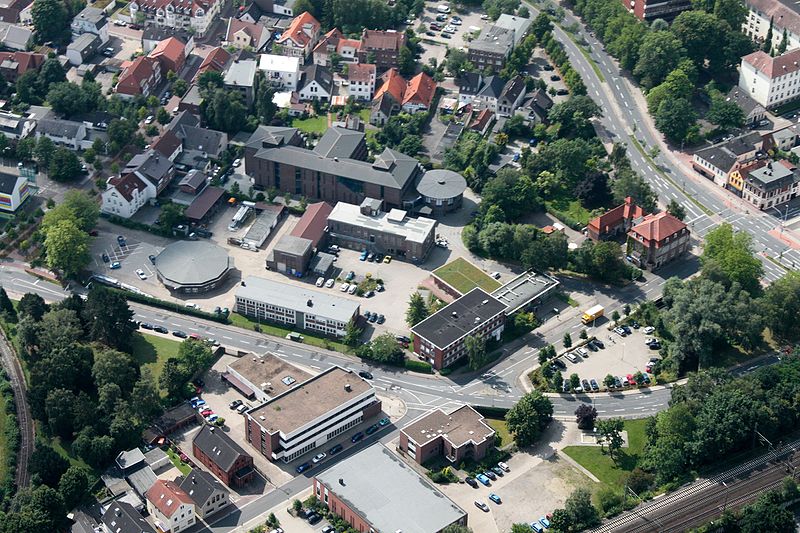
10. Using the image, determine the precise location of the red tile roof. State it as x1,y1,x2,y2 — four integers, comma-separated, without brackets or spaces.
117,56,158,96
312,27,342,54
277,11,320,47
149,37,185,73
742,48,800,79
0,51,45,76
195,46,231,81
152,130,182,158
108,173,148,202
226,18,266,45
359,28,404,51
469,108,493,131
134,0,217,18
403,72,436,107
628,212,687,244
290,201,333,247
588,196,644,235
337,38,361,52
147,480,193,518
348,62,375,83
373,68,406,103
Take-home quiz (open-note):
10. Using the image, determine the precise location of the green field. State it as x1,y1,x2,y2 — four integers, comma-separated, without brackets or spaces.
165,446,192,475
545,197,594,227
131,333,181,389
291,114,329,134
562,419,648,487
433,257,501,294
486,418,512,447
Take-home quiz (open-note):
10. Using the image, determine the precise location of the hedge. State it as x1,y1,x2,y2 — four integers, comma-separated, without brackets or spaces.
103,213,174,238
404,359,433,374
111,288,231,324
0,368,19,508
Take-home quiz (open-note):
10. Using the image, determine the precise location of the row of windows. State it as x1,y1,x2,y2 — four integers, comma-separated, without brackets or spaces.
326,416,361,440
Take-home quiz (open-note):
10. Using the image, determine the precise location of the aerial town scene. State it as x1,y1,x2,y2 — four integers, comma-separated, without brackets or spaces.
0,0,797,530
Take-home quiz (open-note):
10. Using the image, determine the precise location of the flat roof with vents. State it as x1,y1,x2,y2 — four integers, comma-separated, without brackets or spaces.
410,288,506,350
401,405,496,448
491,270,559,314
227,352,312,399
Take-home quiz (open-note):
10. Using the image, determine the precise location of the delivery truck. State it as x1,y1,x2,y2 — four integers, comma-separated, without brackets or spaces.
581,304,604,324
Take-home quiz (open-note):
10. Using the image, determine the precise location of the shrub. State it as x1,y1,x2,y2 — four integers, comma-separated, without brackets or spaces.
405,359,432,373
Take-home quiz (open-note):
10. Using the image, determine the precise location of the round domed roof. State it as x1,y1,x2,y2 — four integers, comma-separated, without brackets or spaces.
155,241,231,287
416,169,467,200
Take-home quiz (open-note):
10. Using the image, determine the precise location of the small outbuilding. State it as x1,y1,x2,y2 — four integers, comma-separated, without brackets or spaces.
415,169,467,215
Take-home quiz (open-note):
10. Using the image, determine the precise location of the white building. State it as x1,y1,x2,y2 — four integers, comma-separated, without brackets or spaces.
258,54,300,91
71,6,109,44
743,0,800,52
101,173,155,218
346,63,376,101
739,48,800,108
177,471,229,520
297,64,332,101
129,0,220,37
145,480,195,533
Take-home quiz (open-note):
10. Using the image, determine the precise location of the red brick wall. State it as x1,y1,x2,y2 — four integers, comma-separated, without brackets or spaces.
315,481,372,533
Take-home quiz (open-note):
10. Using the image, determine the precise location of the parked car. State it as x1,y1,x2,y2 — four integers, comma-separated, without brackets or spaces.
531,522,544,532
489,493,502,504
316,277,325,287
348,284,358,295
476,474,491,486
498,461,510,472
329,444,343,455
101,253,109,262
543,64,555,70
465,477,478,488
552,358,567,370
236,404,248,414
140,323,154,330
440,32,451,38
312,452,326,464
643,326,656,334
307,513,322,525
116,235,126,245
296,462,312,473
539,516,551,529
376,314,385,324
590,379,600,391
491,466,504,476
325,278,335,288
556,88,569,95
110,261,121,269
359,250,368,261
232,158,241,167
346,270,356,281
368,313,378,323
229,399,242,409
550,74,561,81
205,414,218,423
484,470,496,480
365,424,379,435
154,325,168,334
135,269,147,280
613,376,622,388
581,379,591,391
379,417,390,426
172,330,188,338
577,347,589,357
148,254,156,264
351,432,364,443
383,255,392,263
340,282,350,292
145,115,154,124
474,501,490,512
592,338,605,349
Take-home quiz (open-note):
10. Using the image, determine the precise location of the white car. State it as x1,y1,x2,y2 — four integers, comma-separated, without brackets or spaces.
444,25,457,33
144,115,154,124
498,461,510,472
643,326,655,334
135,269,147,280
480,13,490,19
490,271,501,279
340,282,350,292
312,452,326,464
232,158,241,167
325,278,335,288
348,284,358,294
449,17,461,24
316,277,325,287
185,303,198,309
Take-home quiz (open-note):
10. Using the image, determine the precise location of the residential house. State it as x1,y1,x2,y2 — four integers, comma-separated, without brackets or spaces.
71,6,108,44
153,129,183,161
123,149,175,194
586,196,645,241
691,132,763,187
116,55,162,99
738,48,800,108
67,33,101,66
0,21,30,51
258,54,300,91
177,470,229,520
0,172,29,212
298,64,332,101
627,212,690,270
149,37,186,76
457,71,483,105
496,75,526,116
145,480,196,533
468,108,494,135
357,28,405,71
223,59,258,106
742,0,800,53
468,25,514,71
177,169,207,196
0,51,44,82
346,62,376,101
275,11,320,59
194,46,231,81
314,28,361,66
370,67,406,125
0,0,31,23
192,425,255,487
764,123,800,151
402,72,436,113
726,87,766,126
0,111,33,139
141,25,194,54
742,159,799,209
129,0,221,37
101,501,157,533
515,88,553,124
728,158,766,196
35,118,103,151
167,111,228,172
224,18,270,51
399,405,496,465
101,173,154,218
472,75,504,112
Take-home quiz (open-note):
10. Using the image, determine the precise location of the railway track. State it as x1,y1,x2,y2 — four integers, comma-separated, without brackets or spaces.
0,330,33,489
592,437,800,533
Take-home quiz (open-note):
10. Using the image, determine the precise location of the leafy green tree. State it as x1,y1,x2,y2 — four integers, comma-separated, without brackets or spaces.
564,487,601,530
342,319,362,346
738,491,795,533
701,223,763,294
548,95,602,139
84,286,135,351
633,31,686,89
32,0,69,44
49,147,82,181
18,293,47,321
201,89,248,133
707,95,745,131
655,97,697,142
47,82,92,117
604,374,615,389
93,348,138,395
0,286,16,321
34,136,55,169
445,48,472,76
611,310,620,323
531,12,552,41
667,199,686,220
406,292,429,326
563,332,572,348
44,218,89,277
611,167,657,213
42,190,99,233
28,445,69,487
570,373,580,390
505,390,553,446
160,357,192,398
763,272,800,340
575,404,597,430
16,137,35,161
364,333,405,365
441,525,472,533
597,418,625,462
58,465,89,509
465,335,488,371
778,28,789,54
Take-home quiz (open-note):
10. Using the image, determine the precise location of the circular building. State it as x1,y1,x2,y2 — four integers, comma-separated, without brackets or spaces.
416,169,467,216
155,241,233,294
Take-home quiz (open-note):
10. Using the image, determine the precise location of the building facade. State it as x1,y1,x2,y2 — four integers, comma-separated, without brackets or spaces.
399,406,496,465
623,0,691,21
742,0,800,53
739,48,800,108
192,425,255,488
177,471,229,519
742,159,799,209
357,28,405,71
101,173,154,218
626,212,691,271
129,0,220,37
145,480,195,533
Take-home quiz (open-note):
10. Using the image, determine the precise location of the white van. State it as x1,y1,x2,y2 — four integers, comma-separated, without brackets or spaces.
564,351,578,363
437,4,451,13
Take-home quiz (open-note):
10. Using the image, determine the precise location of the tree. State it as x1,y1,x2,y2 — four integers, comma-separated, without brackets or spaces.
342,319,361,347
405,292,429,326
157,203,184,233
701,223,763,294
563,332,572,348
201,89,247,133
398,46,416,76
738,491,795,533
49,147,82,182
549,509,571,532
84,286,136,351
18,293,47,321
15,137,35,161
31,0,69,44
667,199,686,220
505,391,553,446
28,445,69,488
45,387,77,438
564,487,601,530
611,310,620,323
159,357,192,398
465,335,488,371
366,333,405,365
763,272,800,340
441,525,473,533
42,190,99,234
445,48,472,76
597,418,625,463
58,466,89,509
655,97,697,142
575,404,597,430
0,286,16,322
707,95,745,131
108,119,137,152
34,136,55,169
633,31,686,89
131,369,162,420
611,167,657,213
570,373,580,391
604,374,615,389
764,16,774,52
778,28,789,54
47,82,92,117
670,10,729,74
44,218,90,277
157,107,171,125
92,348,138,395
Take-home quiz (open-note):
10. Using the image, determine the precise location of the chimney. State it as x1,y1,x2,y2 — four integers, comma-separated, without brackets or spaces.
344,383,352,392
307,299,313,307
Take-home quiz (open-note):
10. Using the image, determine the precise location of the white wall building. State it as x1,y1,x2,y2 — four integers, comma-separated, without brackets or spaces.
739,48,800,108
129,0,220,38
101,173,156,219
258,54,300,91
743,0,800,52
145,480,196,533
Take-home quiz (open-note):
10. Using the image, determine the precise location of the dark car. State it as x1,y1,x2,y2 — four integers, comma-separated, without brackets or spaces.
543,64,555,71
365,290,375,298
555,88,569,95
491,466,504,477
172,330,188,338
351,431,364,443
101,252,109,262
592,339,605,349
426,30,436,36
550,74,561,81
590,379,600,391
117,235,126,245
368,313,378,323
296,462,312,474
140,322,154,330
552,358,567,370
365,424,379,435
358,370,373,380
631,320,640,329
307,513,322,525
586,342,598,352
440,32,451,38
229,399,242,409
465,477,479,488
613,376,622,388
621,325,632,335
484,470,497,480
154,325,168,334
396,335,411,344
149,255,156,264
581,379,591,391
376,314,385,324
329,443,343,455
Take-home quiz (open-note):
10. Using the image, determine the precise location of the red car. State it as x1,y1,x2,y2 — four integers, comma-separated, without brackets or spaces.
200,409,213,417
626,374,636,386
430,22,441,30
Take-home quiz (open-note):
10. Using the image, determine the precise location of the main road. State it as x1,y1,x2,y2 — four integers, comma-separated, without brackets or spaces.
525,0,800,283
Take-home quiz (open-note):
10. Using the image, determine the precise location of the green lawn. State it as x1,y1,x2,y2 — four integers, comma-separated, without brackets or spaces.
486,418,512,447
291,114,329,134
545,197,594,227
433,257,501,295
562,419,648,488
358,109,371,123
165,446,192,476
131,333,181,390
228,312,350,353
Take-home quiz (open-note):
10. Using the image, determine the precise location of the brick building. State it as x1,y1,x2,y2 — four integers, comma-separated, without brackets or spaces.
586,196,645,241
192,425,255,487
399,405,496,465
357,29,406,71
626,212,691,271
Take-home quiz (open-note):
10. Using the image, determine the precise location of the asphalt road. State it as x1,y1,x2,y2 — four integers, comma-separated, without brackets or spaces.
591,436,800,532
525,0,800,283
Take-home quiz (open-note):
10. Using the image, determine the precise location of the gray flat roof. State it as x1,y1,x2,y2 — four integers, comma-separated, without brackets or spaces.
273,234,312,256
243,207,283,246
228,352,312,397
469,25,514,54
328,202,436,244
155,241,232,287
494,14,531,46
416,169,467,200
315,444,466,533
491,270,560,314
236,276,360,323
411,288,506,349
224,59,257,88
